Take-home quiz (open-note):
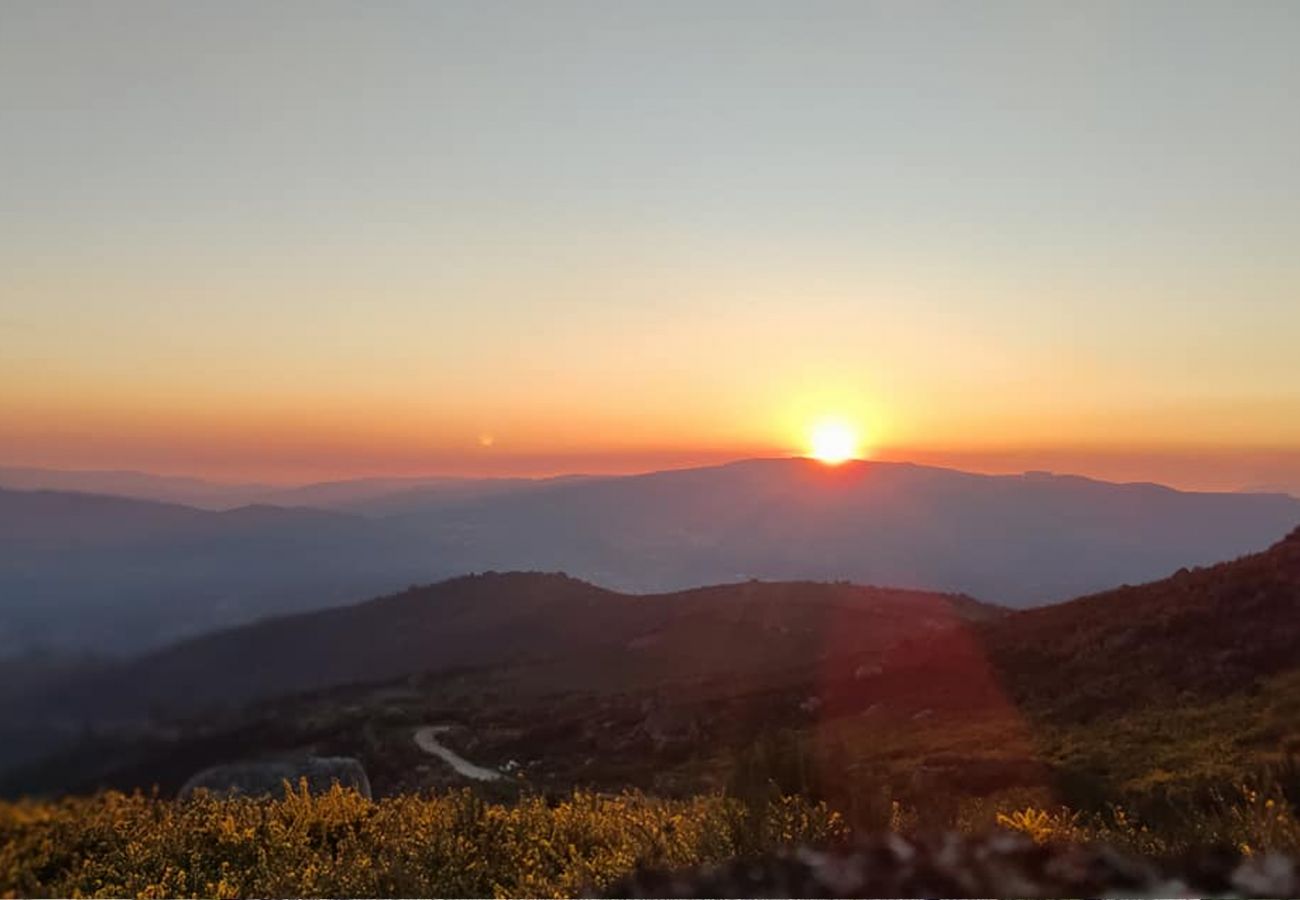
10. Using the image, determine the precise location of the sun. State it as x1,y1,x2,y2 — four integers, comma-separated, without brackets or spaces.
807,419,860,464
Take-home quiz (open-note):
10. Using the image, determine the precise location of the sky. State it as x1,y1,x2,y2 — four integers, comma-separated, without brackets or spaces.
2,1,1298,488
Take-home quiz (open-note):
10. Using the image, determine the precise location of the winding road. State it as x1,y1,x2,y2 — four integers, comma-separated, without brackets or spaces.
413,726,502,781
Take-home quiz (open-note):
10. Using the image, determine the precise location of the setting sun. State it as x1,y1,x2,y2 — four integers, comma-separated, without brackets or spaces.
808,419,860,464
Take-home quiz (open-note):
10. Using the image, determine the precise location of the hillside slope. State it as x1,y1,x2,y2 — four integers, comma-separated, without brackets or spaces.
989,525,1300,716
26,574,997,720
6,533,1299,803
794,527,1300,801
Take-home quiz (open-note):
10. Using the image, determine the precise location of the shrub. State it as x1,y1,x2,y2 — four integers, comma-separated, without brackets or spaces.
0,784,846,898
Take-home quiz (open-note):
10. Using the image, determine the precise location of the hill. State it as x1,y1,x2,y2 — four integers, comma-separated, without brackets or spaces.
3,458,1297,659
7,530,1300,806
0,489,447,657
798,526,1300,805
26,574,998,722
987,524,1300,716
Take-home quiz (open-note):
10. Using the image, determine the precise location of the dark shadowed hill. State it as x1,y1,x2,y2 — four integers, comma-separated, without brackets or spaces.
774,526,1300,803
28,574,998,721
835,526,1300,715
985,524,1300,716
9,531,1299,803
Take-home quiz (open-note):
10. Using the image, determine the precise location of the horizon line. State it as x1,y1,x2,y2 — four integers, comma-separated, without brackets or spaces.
3,453,1298,501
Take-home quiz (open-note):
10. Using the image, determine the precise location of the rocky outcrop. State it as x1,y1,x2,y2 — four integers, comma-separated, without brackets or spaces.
178,756,371,800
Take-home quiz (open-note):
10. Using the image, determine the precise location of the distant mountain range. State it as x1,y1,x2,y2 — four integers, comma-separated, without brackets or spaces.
1,458,1297,658
0,465,561,512
376,458,1300,604
0,489,442,657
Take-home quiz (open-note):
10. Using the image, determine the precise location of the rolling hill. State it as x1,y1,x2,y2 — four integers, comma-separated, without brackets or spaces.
26,575,998,721
986,523,1300,716
6,529,1298,804
2,457,1297,659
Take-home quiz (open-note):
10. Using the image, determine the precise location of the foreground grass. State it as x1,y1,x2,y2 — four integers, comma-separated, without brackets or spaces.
0,786,846,898
2,778,1298,898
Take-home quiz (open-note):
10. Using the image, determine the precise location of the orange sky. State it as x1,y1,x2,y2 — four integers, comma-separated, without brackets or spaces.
2,3,1298,492
2,275,1297,488
3,390,1299,493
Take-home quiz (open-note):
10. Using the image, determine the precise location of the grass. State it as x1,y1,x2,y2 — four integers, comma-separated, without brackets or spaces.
3,770,1299,898
0,785,846,898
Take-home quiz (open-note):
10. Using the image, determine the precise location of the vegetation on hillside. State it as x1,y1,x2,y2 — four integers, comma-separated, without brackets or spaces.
8,532,1299,817
0,785,845,898
986,526,1300,717
3,772,1299,899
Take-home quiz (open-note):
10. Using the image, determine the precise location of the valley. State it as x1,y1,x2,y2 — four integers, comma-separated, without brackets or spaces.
5,526,1298,833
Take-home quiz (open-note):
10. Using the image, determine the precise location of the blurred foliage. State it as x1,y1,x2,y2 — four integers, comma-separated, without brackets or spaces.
4,766,1299,898
0,784,845,898
992,777,1300,859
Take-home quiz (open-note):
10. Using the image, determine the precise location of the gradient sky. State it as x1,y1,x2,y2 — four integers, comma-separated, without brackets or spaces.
2,1,1298,486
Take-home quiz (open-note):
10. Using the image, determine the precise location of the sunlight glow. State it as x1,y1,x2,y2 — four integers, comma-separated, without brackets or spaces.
808,419,860,464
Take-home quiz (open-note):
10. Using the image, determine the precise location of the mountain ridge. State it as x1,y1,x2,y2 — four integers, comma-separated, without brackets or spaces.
2,457,1297,658
25,572,999,723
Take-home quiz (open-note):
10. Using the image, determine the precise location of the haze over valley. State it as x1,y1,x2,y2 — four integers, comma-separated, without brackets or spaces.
3,458,1297,660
